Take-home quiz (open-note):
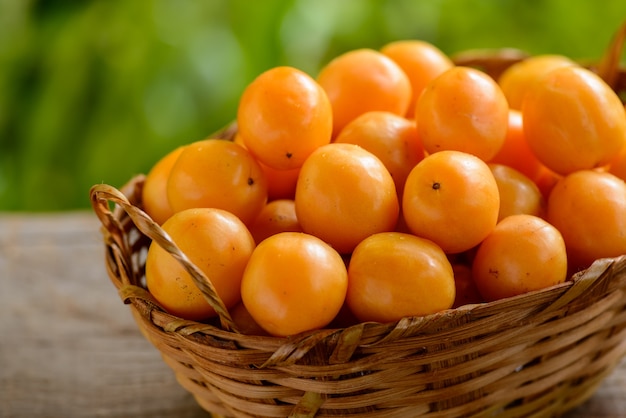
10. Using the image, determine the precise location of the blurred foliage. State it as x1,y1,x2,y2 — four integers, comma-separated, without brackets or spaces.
1,0,625,211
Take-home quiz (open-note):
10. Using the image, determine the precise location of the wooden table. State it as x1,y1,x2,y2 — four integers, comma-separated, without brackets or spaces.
1,212,625,417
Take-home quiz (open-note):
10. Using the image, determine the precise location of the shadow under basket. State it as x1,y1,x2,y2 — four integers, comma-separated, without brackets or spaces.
90,175,626,418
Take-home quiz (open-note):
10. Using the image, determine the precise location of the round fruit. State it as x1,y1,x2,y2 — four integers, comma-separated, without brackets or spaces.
472,214,568,301
452,263,483,308
346,232,455,323
260,162,300,201
497,54,576,109
415,66,509,161
316,48,411,136
145,208,256,321
237,66,333,170
522,65,626,175
608,145,626,182
241,232,348,337
532,165,562,200
490,109,543,181
142,146,185,225
334,111,424,197
295,143,399,254
488,163,544,221
547,170,626,271
166,139,268,225
230,302,268,336
380,40,454,117
402,150,500,254
248,199,302,244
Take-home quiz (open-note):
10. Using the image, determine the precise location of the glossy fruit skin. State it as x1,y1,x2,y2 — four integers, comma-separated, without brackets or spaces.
317,48,412,137
497,54,576,109
237,66,333,170
488,163,545,222
248,199,302,244
608,145,626,182
381,40,454,117
260,162,300,201
522,66,626,175
415,66,509,162
451,263,483,308
295,143,399,254
402,150,500,254
145,208,256,321
334,111,425,198
166,139,268,226
229,302,268,336
547,170,626,271
532,165,562,201
490,109,543,181
346,232,455,323
241,232,348,337
142,146,185,225
472,214,568,302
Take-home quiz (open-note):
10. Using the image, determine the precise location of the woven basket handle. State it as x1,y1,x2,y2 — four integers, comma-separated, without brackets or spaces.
89,182,239,332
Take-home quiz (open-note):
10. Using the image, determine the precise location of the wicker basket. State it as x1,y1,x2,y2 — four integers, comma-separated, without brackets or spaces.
89,24,626,418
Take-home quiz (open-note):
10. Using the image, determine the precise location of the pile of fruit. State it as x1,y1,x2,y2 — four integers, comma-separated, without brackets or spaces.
140,40,626,338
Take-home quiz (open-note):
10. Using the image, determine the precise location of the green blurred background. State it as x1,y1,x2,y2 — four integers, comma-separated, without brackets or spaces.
1,0,626,211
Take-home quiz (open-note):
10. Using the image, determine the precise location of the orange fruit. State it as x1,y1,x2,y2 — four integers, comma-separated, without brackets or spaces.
532,164,562,200
490,109,543,180
260,161,300,201
488,163,545,221
452,263,483,308
142,146,185,225
230,302,269,336
497,54,576,109
472,214,568,301
237,66,333,170
241,232,348,337
380,40,454,117
166,139,268,225
346,232,455,323
334,111,425,197
415,66,509,161
248,199,302,244
295,143,399,254
547,170,626,271
145,208,255,320
317,48,412,136
608,144,626,182
522,65,626,175
402,150,500,254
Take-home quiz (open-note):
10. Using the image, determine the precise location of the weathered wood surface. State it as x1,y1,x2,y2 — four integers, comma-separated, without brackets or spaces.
0,212,624,418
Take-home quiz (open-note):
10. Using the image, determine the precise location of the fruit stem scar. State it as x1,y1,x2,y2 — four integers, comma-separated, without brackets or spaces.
248,177,254,186
286,152,293,159
432,182,441,190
